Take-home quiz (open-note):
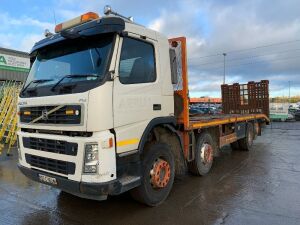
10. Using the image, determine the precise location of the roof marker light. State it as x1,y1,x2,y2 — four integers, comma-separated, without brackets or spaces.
55,12,100,33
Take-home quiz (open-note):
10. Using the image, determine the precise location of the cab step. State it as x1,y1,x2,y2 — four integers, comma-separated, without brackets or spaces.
118,176,141,194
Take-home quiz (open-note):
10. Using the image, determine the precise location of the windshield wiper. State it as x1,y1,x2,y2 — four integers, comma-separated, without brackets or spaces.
21,79,53,94
51,74,100,92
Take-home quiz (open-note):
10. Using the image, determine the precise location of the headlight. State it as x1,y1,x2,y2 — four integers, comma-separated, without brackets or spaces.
83,143,98,173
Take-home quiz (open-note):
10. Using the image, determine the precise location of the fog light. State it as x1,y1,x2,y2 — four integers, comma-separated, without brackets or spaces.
84,164,98,173
83,143,98,173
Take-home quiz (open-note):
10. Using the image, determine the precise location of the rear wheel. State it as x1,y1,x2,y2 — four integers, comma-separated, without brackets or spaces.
253,122,260,140
230,141,240,150
238,123,254,151
188,132,214,176
130,143,175,206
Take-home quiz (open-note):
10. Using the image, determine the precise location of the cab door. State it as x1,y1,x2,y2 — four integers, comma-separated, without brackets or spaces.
113,34,162,153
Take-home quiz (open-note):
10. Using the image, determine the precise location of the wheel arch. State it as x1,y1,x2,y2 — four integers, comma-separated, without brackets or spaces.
138,116,186,176
138,116,177,154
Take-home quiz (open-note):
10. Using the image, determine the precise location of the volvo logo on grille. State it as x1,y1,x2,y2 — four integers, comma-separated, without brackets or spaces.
29,105,64,124
42,109,48,120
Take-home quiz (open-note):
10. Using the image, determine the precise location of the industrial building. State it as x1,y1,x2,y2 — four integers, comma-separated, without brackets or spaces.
0,47,29,82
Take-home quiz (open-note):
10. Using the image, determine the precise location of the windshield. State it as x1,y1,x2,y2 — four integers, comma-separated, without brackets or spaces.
21,33,114,97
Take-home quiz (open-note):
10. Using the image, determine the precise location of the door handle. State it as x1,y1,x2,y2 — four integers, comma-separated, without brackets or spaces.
153,104,161,111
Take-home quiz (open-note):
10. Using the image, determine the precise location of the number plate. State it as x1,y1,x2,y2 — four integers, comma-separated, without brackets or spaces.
39,174,57,185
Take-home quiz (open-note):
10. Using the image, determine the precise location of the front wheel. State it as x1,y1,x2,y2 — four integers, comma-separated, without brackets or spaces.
130,143,175,206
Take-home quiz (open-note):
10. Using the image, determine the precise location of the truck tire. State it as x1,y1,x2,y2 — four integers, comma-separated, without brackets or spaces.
230,141,240,150
253,122,259,140
130,143,175,206
238,123,254,151
188,132,214,176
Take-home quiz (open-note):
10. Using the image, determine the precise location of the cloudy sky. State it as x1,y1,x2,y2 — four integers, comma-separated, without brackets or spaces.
1,0,300,97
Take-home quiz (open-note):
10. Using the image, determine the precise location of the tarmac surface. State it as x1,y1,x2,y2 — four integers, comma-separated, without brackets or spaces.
1,122,300,225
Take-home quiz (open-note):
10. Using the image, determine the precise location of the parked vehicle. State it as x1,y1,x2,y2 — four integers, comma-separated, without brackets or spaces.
289,107,299,115
189,107,205,116
295,110,300,121
270,103,289,122
191,104,221,115
17,7,269,206
287,113,295,121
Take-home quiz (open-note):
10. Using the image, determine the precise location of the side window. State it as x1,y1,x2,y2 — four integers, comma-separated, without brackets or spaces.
169,49,178,84
119,37,156,84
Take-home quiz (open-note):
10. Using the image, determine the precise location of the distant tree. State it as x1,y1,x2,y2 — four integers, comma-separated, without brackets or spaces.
270,96,300,103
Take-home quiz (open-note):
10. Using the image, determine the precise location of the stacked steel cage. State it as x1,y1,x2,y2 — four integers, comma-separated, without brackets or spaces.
221,80,269,117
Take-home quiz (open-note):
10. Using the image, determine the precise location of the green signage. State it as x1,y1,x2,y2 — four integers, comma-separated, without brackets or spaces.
0,56,7,65
0,65,29,72
0,53,30,73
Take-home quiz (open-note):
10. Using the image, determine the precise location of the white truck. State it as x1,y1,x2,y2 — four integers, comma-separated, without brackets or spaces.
269,103,290,121
17,6,269,206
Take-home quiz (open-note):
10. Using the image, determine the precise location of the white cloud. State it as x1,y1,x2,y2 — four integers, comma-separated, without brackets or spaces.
0,13,53,30
56,9,83,20
9,17,53,30
146,0,300,97
19,34,44,52
0,0,299,97
0,34,15,49
0,12,52,51
148,18,163,32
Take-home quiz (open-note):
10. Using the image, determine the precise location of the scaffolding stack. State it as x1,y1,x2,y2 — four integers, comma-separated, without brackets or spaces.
221,80,269,117
0,81,23,155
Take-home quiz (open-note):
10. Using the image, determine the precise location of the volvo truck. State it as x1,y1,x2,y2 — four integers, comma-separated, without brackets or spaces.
17,6,269,206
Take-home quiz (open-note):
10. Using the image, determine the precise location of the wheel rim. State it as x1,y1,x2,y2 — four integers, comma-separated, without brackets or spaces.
248,129,253,145
255,123,259,135
200,143,213,165
150,158,171,189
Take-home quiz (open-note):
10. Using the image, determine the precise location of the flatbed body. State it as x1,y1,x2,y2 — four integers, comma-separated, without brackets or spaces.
169,37,269,161
189,113,269,129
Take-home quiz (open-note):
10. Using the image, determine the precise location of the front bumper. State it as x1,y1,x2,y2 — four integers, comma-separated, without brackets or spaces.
18,164,141,200
18,164,118,200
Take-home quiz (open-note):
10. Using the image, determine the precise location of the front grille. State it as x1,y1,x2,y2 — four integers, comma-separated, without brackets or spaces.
21,128,93,137
23,137,78,156
25,154,75,175
20,105,81,124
